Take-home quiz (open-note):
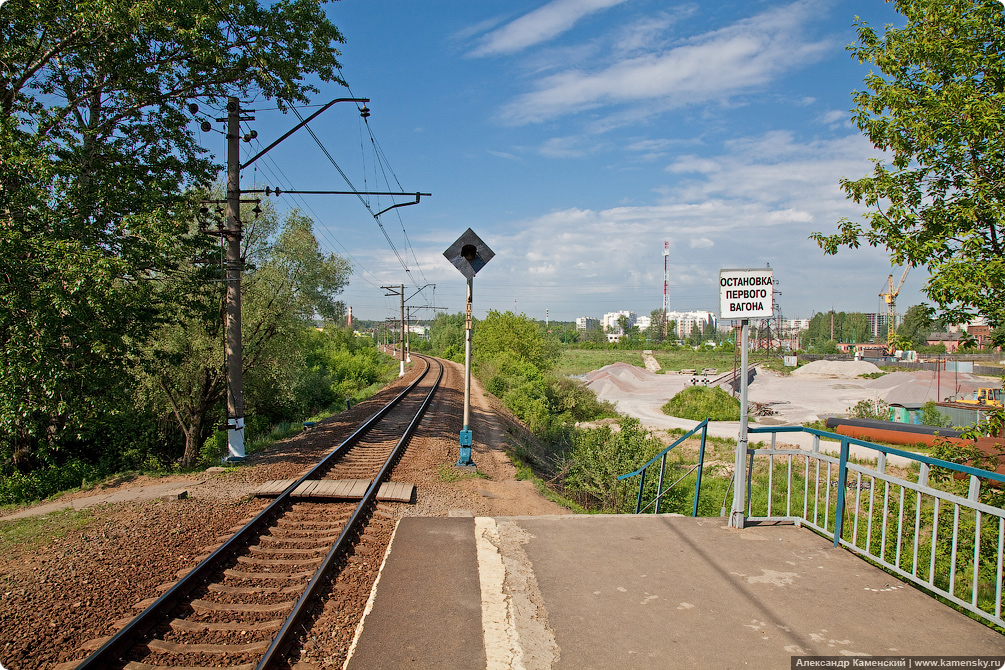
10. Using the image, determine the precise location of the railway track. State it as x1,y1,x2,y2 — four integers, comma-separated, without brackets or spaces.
69,355,442,670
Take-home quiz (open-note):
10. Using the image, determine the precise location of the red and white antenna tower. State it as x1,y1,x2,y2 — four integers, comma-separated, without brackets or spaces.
663,240,670,324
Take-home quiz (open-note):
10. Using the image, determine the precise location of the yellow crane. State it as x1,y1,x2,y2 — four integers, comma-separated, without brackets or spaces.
880,267,909,352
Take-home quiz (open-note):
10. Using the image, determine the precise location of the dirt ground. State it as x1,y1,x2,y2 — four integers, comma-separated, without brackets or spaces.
586,360,1002,428
0,357,563,670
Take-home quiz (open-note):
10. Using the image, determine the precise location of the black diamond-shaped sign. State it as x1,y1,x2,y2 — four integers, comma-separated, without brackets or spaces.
443,228,494,279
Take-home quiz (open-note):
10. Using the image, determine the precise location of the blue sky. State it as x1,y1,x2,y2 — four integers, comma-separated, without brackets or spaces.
223,0,927,324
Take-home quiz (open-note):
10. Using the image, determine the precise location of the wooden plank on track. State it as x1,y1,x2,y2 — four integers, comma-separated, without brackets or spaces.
292,480,315,497
254,479,297,497
348,479,370,499
281,479,413,502
318,480,341,497
378,481,414,503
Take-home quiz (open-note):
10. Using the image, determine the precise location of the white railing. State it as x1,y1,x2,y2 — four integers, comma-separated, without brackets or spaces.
745,426,1005,629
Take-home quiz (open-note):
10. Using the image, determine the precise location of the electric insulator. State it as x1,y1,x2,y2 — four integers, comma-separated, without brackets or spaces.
188,103,199,114
359,106,370,118
227,100,238,112
200,121,212,132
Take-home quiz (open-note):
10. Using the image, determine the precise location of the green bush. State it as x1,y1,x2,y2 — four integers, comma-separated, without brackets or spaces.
0,460,100,506
920,401,953,428
545,375,616,423
562,417,665,512
200,430,228,465
848,399,890,421
662,386,741,421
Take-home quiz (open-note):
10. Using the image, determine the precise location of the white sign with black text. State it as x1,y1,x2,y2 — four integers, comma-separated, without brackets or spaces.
719,267,774,320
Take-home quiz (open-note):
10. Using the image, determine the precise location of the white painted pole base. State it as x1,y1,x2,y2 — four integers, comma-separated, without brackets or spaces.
226,416,245,461
399,360,405,377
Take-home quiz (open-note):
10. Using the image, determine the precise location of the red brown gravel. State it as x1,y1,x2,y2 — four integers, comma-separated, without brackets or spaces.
0,357,567,669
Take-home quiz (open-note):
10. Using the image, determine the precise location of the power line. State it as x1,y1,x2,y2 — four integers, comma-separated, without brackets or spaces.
287,105,414,278
240,127,385,289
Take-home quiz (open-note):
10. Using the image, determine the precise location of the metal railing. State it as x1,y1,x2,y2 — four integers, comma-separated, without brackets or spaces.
745,426,1005,629
617,420,709,515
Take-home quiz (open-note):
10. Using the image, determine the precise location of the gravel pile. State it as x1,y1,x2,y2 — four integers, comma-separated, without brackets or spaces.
790,360,883,378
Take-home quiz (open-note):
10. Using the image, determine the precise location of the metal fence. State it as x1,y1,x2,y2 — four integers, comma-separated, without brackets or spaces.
617,420,709,516
745,426,1005,629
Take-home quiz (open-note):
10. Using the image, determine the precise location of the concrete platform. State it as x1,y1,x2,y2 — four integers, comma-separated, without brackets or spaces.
346,515,1005,669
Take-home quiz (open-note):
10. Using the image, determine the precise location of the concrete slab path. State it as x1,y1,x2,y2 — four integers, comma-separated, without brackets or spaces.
347,515,1004,669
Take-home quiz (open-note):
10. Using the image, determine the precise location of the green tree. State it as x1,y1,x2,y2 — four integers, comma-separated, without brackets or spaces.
134,206,350,466
813,1,1005,341
842,312,870,343
666,320,678,344
580,323,607,346
805,311,875,345
688,324,702,346
429,312,467,361
1,0,346,470
647,309,667,344
556,326,579,345
898,304,935,347
473,311,558,372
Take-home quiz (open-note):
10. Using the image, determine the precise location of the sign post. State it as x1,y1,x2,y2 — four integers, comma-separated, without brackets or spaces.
719,267,773,528
443,229,495,466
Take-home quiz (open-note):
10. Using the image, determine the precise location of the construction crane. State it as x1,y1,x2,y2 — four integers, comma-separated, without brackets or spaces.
880,267,909,352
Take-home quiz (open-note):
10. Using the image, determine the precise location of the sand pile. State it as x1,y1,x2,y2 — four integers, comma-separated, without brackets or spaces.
583,362,657,395
790,360,882,379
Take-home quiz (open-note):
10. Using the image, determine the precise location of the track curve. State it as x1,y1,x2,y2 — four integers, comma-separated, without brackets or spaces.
72,356,442,670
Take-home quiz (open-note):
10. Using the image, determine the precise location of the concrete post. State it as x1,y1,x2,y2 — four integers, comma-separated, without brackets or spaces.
225,96,245,461
730,319,749,528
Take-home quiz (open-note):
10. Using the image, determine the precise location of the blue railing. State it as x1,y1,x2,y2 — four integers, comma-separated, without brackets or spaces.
617,419,709,515
745,425,1005,629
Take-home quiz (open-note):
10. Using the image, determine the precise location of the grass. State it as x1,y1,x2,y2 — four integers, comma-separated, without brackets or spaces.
435,463,486,482
557,350,649,376
510,454,588,513
662,386,741,421
0,508,93,555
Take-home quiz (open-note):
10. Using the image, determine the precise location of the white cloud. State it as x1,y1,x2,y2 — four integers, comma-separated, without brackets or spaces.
820,109,852,127
538,135,605,158
487,149,522,161
668,155,721,174
457,132,893,316
498,1,831,125
470,0,629,57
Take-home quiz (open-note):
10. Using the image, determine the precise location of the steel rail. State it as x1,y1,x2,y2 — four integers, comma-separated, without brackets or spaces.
75,357,434,669
257,355,442,668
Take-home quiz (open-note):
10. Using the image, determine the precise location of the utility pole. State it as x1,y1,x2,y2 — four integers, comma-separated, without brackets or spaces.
201,94,427,459
405,305,411,363
225,96,246,461
382,284,406,376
